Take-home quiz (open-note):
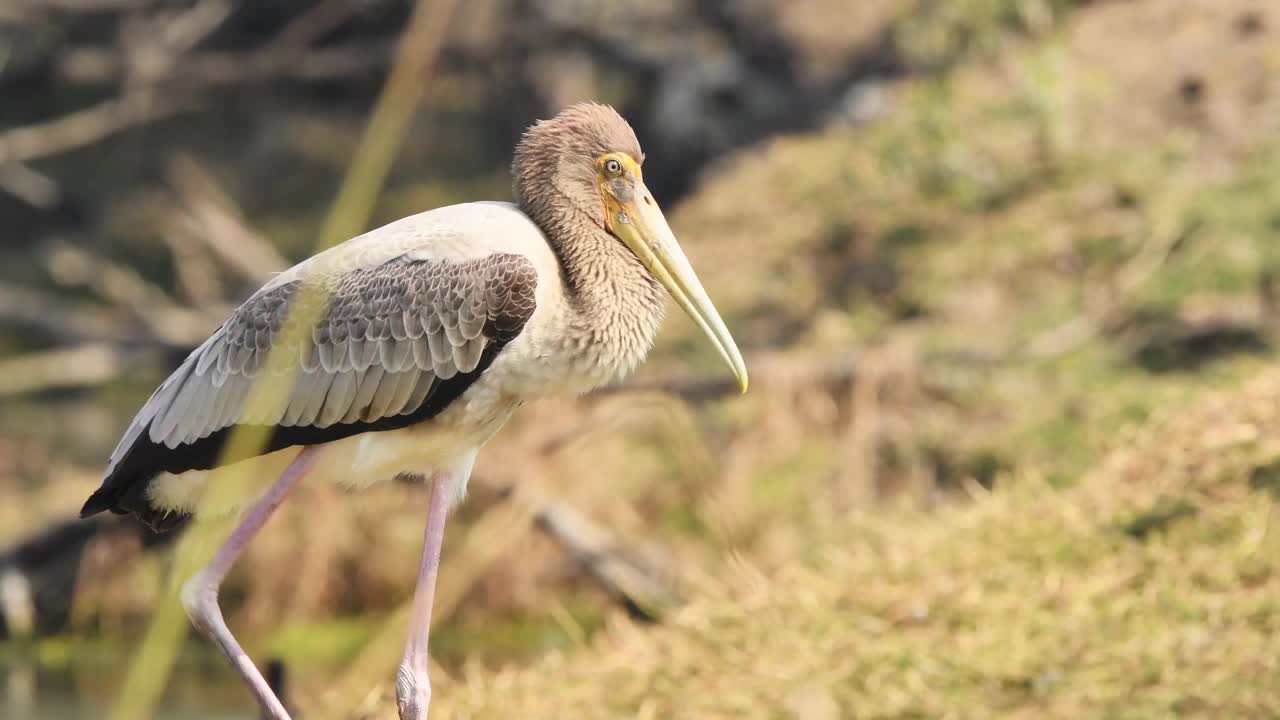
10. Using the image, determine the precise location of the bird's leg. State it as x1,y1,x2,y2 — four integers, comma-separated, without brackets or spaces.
396,471,452,720
180,446,320,720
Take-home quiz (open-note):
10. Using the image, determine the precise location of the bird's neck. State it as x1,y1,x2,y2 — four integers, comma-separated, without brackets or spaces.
541,206,667,385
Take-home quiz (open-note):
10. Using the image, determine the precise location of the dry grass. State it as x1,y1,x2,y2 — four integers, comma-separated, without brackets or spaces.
417,365,1280,719
348,0,1280,716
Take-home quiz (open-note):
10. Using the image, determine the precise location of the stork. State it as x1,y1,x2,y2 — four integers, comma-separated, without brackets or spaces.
79,103,747,720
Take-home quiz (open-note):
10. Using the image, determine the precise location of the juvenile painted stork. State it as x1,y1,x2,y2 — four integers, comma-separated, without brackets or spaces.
80,103,747,720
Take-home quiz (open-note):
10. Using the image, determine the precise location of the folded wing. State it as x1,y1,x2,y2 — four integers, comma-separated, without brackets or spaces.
82,251,537,528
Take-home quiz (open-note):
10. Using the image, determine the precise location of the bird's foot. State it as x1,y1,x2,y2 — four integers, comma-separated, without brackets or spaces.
396,664,431,720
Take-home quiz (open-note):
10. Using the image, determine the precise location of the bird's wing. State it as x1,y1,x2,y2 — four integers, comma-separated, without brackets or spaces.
150,252,536,447
83,208,542,527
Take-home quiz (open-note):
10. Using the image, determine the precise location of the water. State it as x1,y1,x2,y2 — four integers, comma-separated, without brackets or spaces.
2,658,259,720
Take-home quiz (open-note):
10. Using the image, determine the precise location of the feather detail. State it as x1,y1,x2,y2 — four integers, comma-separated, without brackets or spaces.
343,366,384,423
388,369,419,416
454,339,484,374
320,371,357,428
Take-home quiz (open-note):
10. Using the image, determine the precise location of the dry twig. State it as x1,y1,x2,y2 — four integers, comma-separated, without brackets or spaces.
536,500,680,618
0,92,195,165
167,156,291,285
0,343,159,396
40,239,219,346
0,284,135,345
0,162,61,209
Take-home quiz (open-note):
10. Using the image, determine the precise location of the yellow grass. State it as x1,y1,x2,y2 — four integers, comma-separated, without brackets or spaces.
421,366,1280,719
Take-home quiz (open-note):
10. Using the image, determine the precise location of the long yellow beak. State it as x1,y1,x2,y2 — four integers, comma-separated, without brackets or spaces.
606,179,748,393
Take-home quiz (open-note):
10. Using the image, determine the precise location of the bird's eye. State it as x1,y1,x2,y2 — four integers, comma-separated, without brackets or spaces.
604,158,622,176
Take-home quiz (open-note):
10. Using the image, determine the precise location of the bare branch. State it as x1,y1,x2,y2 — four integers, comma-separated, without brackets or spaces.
60,0,388,88
112,0,235,87
59,43,390,86
14,0,152,10
1,0,152,21
0,92,195,165
162,229,226,308
536,500,680,619
267,0,380,54
0,162,61,209
0,343,159,396
154,0,234,57
6,0,390,173
0,283,137,344
168,156,290,284
40,239,222,346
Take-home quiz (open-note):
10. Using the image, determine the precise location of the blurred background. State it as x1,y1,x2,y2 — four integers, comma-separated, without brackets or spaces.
2,0,1279,718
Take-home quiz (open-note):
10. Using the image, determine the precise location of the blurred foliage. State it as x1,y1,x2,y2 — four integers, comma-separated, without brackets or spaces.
433,367,1280,718
2,0,1279,718
414,0,1280,716
895,0,1079,66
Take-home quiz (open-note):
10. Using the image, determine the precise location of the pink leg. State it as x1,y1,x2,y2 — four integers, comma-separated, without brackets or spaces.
180,447,320,720
396,472,451,720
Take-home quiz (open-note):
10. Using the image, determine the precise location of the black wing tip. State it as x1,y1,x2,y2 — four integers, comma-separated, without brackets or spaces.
81,479,188,533
82,419,192,529
79,491,115,519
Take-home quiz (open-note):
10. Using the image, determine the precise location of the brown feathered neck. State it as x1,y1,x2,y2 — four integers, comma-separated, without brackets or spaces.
511,103,665,380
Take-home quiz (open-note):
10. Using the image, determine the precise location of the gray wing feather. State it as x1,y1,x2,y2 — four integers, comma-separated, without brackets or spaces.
405,371,435,412
300,341,321,373
411,336,432,369
212,377,240,429
298,372,333,427
321,371,357,428
187,384,217,444
281,371,320,427
435,355,459,380
389,341,415,373
375,370,416,418
196,343,220,375
366,369,402,419
388,312,409,341
454,338,484,373
426,329,452,366
459,303,485,340
318,336,344,373
342,367,383,424
387,369,418,416
352,338,378,372
443,319,465,347
154,370,193,446
136,252,538,455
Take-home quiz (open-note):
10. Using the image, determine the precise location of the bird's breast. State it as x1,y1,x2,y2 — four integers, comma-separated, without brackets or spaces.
492,309,656,398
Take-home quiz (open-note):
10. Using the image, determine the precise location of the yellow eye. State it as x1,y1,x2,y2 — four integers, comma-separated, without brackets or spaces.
604,158,622,176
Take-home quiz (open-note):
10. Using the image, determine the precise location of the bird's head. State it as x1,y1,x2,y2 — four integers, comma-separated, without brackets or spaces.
513,102,748,393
